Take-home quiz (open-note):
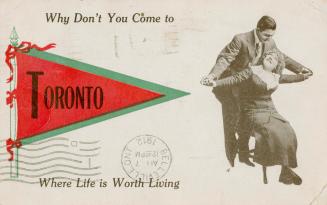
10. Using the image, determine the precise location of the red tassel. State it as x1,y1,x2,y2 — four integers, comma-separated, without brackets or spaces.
6,89,17,108
5,41,56,83
6,138,22,161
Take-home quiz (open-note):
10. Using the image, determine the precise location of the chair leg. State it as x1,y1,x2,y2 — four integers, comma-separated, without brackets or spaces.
262,166,268,184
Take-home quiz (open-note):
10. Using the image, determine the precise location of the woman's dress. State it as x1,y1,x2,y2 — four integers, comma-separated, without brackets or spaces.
214,67,305,167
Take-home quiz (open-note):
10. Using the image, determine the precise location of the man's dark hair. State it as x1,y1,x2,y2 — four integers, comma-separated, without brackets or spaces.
257,16,276,31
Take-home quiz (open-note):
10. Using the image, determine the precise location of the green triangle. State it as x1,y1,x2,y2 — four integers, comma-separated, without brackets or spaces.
21,49,189,145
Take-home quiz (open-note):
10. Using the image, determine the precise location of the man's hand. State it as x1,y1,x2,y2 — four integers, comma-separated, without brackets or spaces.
300,67,313,76
301,73,312,80
201,74,216,86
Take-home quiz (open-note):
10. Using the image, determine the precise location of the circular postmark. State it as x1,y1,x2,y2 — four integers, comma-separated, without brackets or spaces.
121,134,172,182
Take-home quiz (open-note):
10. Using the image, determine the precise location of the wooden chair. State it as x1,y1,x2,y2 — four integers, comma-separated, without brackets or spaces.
248,148,268,184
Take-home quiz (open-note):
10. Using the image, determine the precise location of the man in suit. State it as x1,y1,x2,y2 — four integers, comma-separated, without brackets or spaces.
201,16,312,167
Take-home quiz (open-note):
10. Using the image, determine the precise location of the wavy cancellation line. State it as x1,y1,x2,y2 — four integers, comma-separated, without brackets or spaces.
0,164,101,172
20,144,70,151
2,151,100,158
18,146,100,155
78,140,100,144
0,154,100,162
0,157,83,165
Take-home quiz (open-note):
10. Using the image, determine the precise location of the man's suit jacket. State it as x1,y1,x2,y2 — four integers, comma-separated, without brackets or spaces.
209,30,304,83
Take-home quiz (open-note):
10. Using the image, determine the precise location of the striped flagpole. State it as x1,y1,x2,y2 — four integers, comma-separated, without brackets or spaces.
9,27,19,178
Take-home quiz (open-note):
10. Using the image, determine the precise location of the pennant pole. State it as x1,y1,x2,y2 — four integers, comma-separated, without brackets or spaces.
9,27,19,178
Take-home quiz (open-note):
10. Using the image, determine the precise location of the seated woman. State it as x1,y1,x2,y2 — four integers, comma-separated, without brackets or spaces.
207,49,311,185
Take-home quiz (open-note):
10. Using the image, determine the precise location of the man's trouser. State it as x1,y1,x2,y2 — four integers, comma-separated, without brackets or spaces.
213,85,250,166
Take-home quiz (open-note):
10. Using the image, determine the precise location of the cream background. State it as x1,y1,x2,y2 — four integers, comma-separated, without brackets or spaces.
0,0,326,204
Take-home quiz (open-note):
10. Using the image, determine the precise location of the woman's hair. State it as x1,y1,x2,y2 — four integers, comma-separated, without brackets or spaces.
262,48,285,74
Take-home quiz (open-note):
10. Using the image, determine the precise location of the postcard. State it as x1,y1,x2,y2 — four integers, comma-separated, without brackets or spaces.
0,0,326,204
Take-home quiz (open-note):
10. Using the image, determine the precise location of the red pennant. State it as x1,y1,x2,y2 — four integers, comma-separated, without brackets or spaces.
15,52,162,140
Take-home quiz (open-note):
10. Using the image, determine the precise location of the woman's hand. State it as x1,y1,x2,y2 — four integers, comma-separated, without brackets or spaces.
200,74,216,87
